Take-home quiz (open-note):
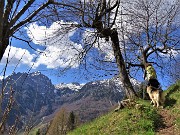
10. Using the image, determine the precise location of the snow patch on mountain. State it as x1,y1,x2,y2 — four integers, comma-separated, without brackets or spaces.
55,76,140,93
30,71,41,76
88,76,140,92
55,82,85,91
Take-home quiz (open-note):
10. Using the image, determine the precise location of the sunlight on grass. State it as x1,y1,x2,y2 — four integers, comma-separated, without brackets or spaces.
68,103,159,135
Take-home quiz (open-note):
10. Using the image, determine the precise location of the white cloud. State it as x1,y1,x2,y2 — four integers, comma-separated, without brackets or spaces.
33,45,81,69
0,75,8,80
26,21,116,68
1,46,35,67
0,76,3,80
26,21,78,45
82,29,115,61
159,49,180,58
94,38,115,61
26,21,83,69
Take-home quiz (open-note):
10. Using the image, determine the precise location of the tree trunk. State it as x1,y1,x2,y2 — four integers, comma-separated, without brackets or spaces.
0,39,9,61
110,29,137,99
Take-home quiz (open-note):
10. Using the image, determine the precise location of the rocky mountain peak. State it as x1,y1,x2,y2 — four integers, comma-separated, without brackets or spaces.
55,82,84,92
30,71,41,76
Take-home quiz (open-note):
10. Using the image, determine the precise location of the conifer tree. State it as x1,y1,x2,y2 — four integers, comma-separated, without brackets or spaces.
67,111,76,131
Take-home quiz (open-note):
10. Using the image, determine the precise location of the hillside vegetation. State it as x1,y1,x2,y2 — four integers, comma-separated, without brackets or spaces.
68,81,180,135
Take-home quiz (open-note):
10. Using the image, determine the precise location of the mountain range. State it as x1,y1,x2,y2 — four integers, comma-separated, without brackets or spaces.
0,71,139,129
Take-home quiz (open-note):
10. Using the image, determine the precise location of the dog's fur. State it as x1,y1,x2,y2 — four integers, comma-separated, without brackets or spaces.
147,86,164,108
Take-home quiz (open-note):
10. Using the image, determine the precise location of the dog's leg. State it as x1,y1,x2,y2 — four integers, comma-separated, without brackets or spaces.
152,91,160,108
156,93,160,108
152,98,156,107
147,86,153,105
147,86,157,107
149,93,156,107
150,100,153,105
156,101,159,108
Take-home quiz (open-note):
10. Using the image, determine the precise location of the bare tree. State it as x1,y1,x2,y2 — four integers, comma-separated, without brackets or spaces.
0,0,85,61
118,0,180,81
0,86,17,134
0,1,85,133
48,0,180,93
0,0,52,61
46,107,68,135
48,0,138,99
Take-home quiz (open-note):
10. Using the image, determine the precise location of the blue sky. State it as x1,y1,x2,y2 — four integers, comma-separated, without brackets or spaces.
0,0,179,89
0,21,116,84
0,21,178,90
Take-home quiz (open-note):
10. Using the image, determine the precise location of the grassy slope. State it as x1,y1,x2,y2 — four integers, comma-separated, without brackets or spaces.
163,80,180,133
68,81,180,135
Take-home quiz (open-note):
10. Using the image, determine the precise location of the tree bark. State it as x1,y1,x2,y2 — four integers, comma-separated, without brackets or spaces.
0,38,9,62
110,28,137,99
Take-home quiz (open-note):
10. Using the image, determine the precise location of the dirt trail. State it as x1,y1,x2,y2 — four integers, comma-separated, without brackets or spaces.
156,109,178,135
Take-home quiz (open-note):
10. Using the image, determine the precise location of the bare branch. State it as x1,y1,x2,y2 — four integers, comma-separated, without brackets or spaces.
12,35,45,54
110,0,120,28
8,0,35,28
10,0,21,20
99,0,119,20
3,0,15,27
127,62,144,68
51,1,83,12
0,86,15,133
9,0,52,35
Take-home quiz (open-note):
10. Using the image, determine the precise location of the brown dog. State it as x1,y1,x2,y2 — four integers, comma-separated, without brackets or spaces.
147,86,163,108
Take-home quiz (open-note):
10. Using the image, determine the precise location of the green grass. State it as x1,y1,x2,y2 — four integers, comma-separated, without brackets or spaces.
164,80,180,133
68,101,160,135
17,128,39,135
68,81,180,135
18,123,45,135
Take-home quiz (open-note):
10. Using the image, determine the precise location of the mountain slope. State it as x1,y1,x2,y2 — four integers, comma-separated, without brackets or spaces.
68,81,180,135
1,72,134,130
46,77,127,123
1,72,56,128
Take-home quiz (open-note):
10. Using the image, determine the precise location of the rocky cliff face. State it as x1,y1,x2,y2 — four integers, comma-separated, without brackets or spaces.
1,72,55,127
